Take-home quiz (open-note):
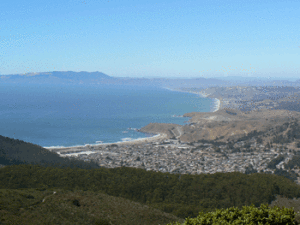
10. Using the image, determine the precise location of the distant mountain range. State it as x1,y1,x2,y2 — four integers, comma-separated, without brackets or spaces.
0,71,113,84
1,71,300,88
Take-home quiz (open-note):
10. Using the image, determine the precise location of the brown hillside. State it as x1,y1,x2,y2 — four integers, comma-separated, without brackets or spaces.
141,108,300,144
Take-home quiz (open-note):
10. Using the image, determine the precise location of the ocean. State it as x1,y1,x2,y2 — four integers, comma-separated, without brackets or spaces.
0,83,215,147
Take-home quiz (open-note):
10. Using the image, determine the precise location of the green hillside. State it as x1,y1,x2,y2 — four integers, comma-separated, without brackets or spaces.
0,135,100,169
0,188,183,225
1,164,300,219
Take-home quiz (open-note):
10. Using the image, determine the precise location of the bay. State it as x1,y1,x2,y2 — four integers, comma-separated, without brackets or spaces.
0,83,215,147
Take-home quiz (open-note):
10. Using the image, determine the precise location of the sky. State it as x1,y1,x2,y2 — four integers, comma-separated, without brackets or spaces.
1,0,299,79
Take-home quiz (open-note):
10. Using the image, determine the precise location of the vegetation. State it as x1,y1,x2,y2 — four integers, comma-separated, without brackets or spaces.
0,135,100,169
267,154,285,169
0,188,183,225
285,156,300,170
244,164,258,175
2,164,300,220
270,195,300,222
271,120,300,144
167,204,297,225
274,168,298,181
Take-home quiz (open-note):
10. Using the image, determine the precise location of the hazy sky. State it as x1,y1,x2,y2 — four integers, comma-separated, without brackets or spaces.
1,0,299,78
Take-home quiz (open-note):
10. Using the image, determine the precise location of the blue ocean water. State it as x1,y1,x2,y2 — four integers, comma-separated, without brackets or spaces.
0,83,215,147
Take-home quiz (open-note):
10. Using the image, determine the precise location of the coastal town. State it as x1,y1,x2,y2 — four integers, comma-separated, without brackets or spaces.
47,134,300,182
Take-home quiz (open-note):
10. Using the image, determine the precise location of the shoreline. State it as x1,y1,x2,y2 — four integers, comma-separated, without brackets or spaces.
187,91,221,112
44,133,167,151
189,90,221,112
164,87,221,113
213,98,221,112
45,87,220,151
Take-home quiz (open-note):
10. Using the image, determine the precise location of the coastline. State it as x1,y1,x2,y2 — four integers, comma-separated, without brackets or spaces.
44,133,167,151
45,87,220,152
188,91,221,112
213,98,221,112
163,87,221,113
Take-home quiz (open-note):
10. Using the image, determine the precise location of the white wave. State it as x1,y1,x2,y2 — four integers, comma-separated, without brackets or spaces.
212,98,221,112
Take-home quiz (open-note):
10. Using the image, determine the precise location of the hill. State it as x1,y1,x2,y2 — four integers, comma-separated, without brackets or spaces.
0,135,100,169
2,164,300,219
0,71,113,84
0,188,183,225
141,108,300,144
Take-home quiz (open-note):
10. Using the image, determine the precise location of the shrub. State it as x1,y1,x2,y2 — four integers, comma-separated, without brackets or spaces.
167,204,297,225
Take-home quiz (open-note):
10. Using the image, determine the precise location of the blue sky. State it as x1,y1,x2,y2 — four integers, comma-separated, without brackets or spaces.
1,0,299,78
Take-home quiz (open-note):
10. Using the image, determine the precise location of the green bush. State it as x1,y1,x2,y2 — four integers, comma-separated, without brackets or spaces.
167,204,297,225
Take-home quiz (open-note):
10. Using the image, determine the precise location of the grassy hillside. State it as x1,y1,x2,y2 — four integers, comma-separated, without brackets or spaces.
0,188,183,225
2,164,300,219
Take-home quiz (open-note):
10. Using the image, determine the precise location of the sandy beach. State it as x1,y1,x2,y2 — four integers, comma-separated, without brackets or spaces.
44,133,167,153
213,98,221,112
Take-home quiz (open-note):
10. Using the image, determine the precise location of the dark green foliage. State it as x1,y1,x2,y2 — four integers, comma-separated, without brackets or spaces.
274,168,298,181
0,135,100,169
1,164,300,219
93,218,111,225
244,164,257,174
256,136,263,143
285,156,300,169
0,188,182,225
236,130,265,142
72,199,81,207
267,154,285,169
272,134,286,144
167,204,297,225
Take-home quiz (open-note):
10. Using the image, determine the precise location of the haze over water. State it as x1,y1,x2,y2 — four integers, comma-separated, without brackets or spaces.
0,83,215,147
